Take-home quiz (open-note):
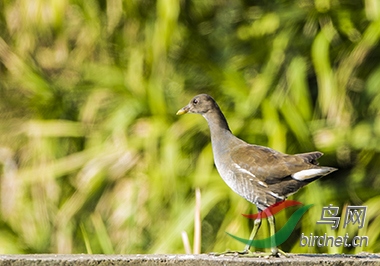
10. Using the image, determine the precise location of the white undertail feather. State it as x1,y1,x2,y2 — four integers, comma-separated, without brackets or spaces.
292,168,331,181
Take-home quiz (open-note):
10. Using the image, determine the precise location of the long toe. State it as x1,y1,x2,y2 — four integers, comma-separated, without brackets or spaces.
210,249,249,257
271,247,290,258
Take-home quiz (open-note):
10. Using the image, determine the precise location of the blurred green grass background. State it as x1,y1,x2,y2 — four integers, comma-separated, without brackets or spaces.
1,0,380,254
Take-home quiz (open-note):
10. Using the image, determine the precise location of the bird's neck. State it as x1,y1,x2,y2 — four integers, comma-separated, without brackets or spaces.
203,110,233,145
202,109,238,172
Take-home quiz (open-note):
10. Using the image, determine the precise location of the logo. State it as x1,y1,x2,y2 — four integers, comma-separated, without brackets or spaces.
300,204,369,248
227,201,370,249
227,200,312,248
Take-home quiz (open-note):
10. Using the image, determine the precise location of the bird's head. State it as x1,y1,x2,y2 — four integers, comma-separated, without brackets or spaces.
176,94,218,116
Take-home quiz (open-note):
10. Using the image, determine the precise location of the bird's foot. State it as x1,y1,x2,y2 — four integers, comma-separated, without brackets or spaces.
209,249,250,257
274,247,290,258
265,247,290,258
210,248,290,258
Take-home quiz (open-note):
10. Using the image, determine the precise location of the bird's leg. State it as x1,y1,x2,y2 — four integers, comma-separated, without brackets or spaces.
268,214,278,256
211,217,262,256
211,207,289,257
243,216,262,253
240,209,289,258
266,213,289,257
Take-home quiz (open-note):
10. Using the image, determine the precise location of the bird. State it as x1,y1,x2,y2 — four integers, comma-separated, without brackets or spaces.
176,94,337,256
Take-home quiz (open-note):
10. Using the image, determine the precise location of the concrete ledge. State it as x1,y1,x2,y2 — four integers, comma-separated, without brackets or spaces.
1,253,380,266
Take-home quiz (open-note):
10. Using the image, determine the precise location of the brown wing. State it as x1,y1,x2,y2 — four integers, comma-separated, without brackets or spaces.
295,151,323,165
229,144,316,182
229,144,331,208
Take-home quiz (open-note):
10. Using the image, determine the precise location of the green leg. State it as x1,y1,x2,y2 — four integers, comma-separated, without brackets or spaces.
266,213,289,257
211,207,289,257
268,214,278,255
244,217,262,252
211,217,262,256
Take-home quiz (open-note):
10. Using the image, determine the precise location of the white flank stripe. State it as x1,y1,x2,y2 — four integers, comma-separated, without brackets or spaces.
258,181,268,188
254,195,259,203
292,168,326,181
268,191,284,200
233,163,256,178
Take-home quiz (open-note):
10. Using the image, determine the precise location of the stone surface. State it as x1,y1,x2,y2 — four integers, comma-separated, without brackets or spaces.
0,253,380,266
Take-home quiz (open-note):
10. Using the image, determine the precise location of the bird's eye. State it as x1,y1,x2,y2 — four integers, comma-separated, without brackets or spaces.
193,99,199,105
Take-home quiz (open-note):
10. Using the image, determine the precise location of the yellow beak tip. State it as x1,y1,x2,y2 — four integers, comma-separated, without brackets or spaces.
176,109,187,115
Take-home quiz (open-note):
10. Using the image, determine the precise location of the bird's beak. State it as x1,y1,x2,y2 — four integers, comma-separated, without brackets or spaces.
176,105,190,115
